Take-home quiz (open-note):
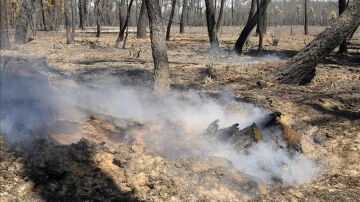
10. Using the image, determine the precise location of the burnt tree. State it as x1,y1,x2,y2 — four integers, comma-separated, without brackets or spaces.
338,0,348,54
40,0,47,31
64,0,74,44
166,0,177,41
0,0,10,49
205,0,219,50
304,0,309,35
15,0,34,44
145,0,170,93
215,0,226,33
256,0,263,54
137,0,148,38
234,0,271,54
79,0,88,30
95,0,101,37
115,0,133,47
180,0,188,33
273,0,360,85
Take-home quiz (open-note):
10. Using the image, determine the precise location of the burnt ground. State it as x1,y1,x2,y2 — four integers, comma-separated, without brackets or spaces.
1,26,360,201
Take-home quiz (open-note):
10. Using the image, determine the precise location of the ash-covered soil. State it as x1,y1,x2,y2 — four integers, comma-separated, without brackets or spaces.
1,26,359,201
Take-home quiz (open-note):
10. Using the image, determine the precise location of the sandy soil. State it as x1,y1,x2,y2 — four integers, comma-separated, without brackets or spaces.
1,26,359,201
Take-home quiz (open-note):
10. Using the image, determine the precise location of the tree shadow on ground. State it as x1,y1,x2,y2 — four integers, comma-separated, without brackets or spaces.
17,138,142,202
303,103,360,121
243,49,298,59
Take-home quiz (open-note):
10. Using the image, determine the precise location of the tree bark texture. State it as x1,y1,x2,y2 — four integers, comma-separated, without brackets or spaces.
273,0,360,85
15,0,34,44
166,0,177,41
137,0,148,38
216,0,226,33
205,0,219,50
304,0,309,35
0,0,10,49
338,0,348,54
145,0,170,93
180,0,188,33
64,0,74,44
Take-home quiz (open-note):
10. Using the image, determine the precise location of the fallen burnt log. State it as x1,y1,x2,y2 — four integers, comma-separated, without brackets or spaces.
204,112,302,153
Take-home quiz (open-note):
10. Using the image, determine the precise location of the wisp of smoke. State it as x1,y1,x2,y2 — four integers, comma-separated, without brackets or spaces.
0,59,318,185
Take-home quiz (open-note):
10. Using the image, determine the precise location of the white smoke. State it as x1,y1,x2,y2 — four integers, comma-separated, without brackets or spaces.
0,59,318,185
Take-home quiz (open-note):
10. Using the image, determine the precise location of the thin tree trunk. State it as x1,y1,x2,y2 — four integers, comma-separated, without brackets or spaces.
64,0,74,44
95,0,101,37
216,0,226,33
180,0,188,33
40,0,47,31
234,0,271,54
137,0,148,38
166,0,177,41
256,0,263,54
115,0,133,47
205,0,219,50
0,0,10,49
79,0,88,30
71,0,75,41
273,0,360,85
145,0,170,93
338,0,347,54
304,0,309,35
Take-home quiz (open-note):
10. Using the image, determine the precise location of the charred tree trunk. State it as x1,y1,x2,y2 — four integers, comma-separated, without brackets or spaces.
215,0,226,33
40,0,47,31
15,0,33,44
338,0,347,54
115,0,133,47
256,0,263,54
145,0,170,93
256,0,268,35
180,0,188,33
137,0,148,38
273,1,360,85
166,0,177,41
79,0,88,30
234,0,271,54
95,0,101,37
304,0,309,35
0,0,10,49
248,0,256,20
205,0,219,50
64,0,74,44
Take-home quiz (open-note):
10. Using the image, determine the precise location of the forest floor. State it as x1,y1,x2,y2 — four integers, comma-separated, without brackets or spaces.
1,26,359,201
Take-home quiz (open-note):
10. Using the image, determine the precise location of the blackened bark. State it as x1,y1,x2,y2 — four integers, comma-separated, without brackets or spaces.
95,0,101,37
40,0,47,31
338,0,347,54
216,0,226,33
273,0,360,85
79,0,88,30
205,0,219,50
304,0,309,35
166,0,177,41
0,0,10,49
234,0,271,54
115,0,133,47
137,0,148,38
180,0,188,33
145,0,170,93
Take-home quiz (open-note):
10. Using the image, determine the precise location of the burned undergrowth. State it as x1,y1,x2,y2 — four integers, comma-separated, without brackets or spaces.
0,56,319,201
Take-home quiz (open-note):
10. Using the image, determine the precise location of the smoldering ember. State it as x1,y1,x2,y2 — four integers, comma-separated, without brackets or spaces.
0,0,359,201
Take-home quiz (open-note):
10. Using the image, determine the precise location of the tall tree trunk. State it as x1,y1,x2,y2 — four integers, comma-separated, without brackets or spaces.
248,0,256,20
40,0,47,31
95,0,101,37
115,0,133,47
145,0,170,93
234,0,271,54
205,0,219,50
256,0,263,54
304,0,309,35
0,0,10,49
166,0,177,41
71,0,76,41
338,0,347,54
180,0,188,33
15,0,33,44
273,0,360,85
64,0,74,44
137,0,148,38
215,0,226,33
79,0,88,30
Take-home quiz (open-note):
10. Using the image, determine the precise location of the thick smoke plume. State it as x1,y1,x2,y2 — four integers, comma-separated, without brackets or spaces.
0,58,317,185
